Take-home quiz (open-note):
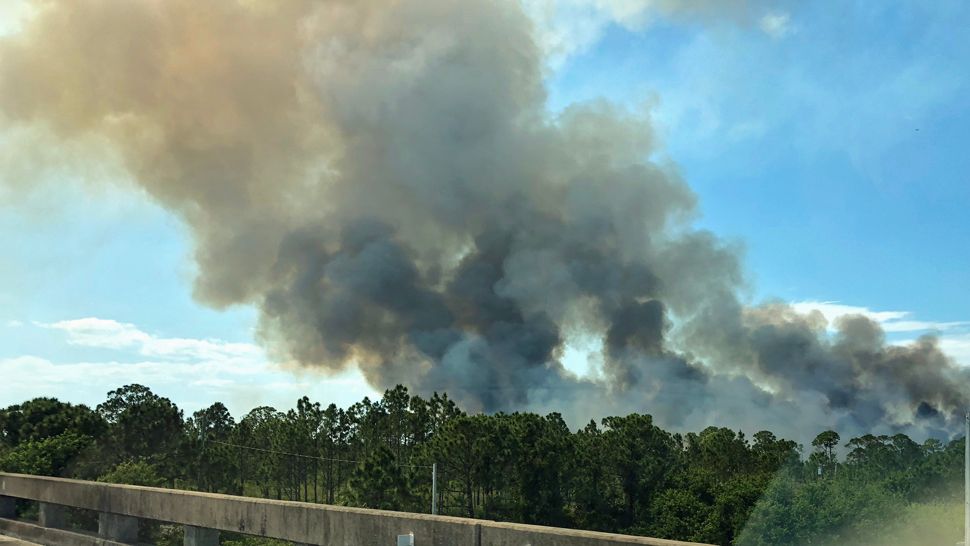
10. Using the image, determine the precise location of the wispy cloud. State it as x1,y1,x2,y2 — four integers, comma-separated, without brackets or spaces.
792,300,970,366
791,301,967,333
522,0,780,67
759,12,791,38
0,0,30,38
938,333,970,368
0,354,375,417
523,0,608,66
5,317,378,416
43,317,261,361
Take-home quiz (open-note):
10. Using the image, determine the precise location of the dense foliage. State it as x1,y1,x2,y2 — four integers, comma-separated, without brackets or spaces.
0,385,962,545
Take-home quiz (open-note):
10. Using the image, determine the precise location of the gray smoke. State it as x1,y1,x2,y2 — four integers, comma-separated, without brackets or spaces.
1,0,966,441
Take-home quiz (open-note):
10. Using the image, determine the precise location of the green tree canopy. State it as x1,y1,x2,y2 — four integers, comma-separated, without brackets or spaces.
96,384,185,481
0,398,105,448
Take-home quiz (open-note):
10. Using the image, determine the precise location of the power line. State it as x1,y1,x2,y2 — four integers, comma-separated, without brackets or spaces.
208,439,434,469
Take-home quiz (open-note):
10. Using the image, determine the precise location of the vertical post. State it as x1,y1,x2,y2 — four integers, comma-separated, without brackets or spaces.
432,463,438,515
38,502,66,529
963,411,970,546
0,496,15,519
99,512,139,542
184,525,219,546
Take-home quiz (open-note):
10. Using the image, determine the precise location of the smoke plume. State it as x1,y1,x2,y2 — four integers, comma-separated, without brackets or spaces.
1,0,966,441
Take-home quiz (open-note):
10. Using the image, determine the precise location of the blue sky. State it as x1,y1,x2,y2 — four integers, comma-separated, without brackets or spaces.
548,1,970,316
2,0,968,418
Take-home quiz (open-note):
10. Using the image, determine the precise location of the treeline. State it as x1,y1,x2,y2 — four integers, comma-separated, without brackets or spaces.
0,384,963,545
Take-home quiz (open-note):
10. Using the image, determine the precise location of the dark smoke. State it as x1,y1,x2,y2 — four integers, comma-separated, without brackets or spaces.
0,0,966,441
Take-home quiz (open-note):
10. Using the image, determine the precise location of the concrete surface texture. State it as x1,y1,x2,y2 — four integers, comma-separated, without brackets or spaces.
0,536,40,545
0,472,713,546
0,518,124,546
184,524,219,546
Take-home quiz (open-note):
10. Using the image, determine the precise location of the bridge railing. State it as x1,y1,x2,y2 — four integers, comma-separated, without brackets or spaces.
0,472,711,546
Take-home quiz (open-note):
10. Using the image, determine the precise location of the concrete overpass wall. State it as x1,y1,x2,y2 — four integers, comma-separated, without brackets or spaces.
0,473,711,546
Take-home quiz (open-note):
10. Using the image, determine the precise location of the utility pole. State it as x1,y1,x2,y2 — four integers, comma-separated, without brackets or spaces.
432,463,438,515
959,411,970,546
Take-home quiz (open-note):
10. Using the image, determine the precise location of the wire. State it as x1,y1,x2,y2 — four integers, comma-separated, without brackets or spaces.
208,439,434,469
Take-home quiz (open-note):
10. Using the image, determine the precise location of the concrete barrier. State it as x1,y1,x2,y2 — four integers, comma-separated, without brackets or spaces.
0,473,713,546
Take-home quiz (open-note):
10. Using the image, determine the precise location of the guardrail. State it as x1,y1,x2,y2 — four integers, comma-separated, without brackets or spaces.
0,472,712,546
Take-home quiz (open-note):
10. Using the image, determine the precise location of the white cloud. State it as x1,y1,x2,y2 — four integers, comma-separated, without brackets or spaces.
792,300,970,366
521,0,621,67
45,317,150,349
791,301,908,325
0,1,31,38
7,316,380,416
938,333,970,367
521,0,770,67
759,12,791,38
0,354,376,417
879,320,970,334
790,301,966,333
887,332,970,368
727,119,768,141
44,317,262,361
5,320,23,328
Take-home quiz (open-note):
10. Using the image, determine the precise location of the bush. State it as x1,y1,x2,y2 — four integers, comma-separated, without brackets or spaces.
0,432,93,476
97,460,166,487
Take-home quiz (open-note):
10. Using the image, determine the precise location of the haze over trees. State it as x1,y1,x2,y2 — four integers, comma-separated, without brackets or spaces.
0,385,963,545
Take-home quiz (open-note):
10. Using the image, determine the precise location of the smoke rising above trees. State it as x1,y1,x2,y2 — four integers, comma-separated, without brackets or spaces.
0,0,966,439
